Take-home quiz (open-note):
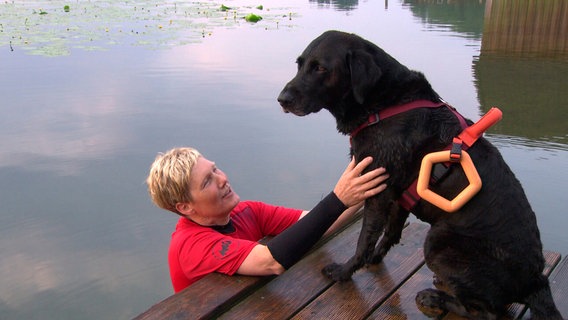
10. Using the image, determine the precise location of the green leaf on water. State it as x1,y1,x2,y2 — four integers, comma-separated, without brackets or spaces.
244,13,262,23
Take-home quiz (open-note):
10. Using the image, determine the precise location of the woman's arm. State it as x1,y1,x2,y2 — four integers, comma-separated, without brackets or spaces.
324,201,364,236
237,157,388,276
237,244,286,276
296,201,364,239
237,203,365,276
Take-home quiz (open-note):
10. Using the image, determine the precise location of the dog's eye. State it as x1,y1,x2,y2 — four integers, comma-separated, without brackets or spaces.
296,57,304,70
316,65,327,73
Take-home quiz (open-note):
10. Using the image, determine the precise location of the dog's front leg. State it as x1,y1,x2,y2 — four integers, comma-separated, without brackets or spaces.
322,202,385,281
369,204,409,264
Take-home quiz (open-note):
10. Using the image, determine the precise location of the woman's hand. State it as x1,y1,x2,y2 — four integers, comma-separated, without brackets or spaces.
333,156,388,207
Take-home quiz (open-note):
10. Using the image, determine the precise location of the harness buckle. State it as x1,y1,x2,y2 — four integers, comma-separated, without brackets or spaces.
450,137,463,162
368,113,380,125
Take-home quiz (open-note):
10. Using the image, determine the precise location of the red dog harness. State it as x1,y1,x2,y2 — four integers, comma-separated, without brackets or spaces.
349,100,472,212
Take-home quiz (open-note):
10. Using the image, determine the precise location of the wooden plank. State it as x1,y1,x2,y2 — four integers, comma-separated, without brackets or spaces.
369,250,561,320
134,215,563,320
216,217,371,319
292,223,429,320
367,264,435,320
549,256,568,318
133,273,268,320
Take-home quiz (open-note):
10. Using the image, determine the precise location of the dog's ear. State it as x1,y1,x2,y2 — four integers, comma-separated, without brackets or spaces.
348,49,382,104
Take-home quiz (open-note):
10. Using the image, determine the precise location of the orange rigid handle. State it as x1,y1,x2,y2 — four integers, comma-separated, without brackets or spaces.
459,107,502,147
416,150,482,212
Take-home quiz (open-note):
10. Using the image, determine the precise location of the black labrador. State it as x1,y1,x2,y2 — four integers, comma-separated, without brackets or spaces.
277,30,561,320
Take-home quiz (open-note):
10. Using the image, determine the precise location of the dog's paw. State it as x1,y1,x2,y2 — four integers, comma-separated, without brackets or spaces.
321,263,353,281
415,289,447,318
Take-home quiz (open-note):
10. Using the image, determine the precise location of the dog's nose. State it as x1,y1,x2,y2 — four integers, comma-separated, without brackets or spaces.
277,90,293,109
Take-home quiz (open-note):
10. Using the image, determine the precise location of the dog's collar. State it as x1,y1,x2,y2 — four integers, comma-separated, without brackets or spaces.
349,100,466,142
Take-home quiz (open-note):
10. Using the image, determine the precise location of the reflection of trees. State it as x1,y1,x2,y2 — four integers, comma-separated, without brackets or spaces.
403,0,567,144
309,0,359,11
481,0,568,57
473,56,568,143
402,0,486,39
475,0,568,144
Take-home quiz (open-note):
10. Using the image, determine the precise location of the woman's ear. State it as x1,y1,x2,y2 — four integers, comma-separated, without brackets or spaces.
175,202,194,216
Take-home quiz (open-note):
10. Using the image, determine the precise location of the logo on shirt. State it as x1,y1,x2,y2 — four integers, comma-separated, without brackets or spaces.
212,239,239,260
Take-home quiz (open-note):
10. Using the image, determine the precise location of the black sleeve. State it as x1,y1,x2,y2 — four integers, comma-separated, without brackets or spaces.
266,192,347,269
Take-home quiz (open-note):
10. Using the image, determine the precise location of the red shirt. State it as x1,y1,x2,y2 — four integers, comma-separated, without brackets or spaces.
168,201,302,292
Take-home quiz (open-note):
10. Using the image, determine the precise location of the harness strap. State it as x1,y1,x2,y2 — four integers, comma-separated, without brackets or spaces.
350,100,468,142
348,99,472,212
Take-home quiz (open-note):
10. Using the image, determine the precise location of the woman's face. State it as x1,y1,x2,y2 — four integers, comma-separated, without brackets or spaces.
186,156,240,223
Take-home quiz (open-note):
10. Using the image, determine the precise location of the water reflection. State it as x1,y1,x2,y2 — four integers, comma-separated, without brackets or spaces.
309,0,360,11
481,0,568,58
475,0,568,145
0,1,567,319
474,56,568,144
0,1,298,56
0,49,161,175
400,0,568,147
403,0,486,39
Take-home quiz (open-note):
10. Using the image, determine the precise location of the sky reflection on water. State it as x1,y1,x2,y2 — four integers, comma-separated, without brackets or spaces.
0,0,567,319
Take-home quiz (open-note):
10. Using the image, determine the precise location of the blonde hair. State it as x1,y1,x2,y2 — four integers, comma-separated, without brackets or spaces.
146,147,202,213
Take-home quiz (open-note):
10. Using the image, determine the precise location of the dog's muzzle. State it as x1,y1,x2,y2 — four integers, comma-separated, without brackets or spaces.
277,90,294,109
277,89,306,115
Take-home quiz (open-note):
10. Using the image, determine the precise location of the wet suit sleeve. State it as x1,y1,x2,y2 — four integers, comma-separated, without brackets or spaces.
266,192,347,269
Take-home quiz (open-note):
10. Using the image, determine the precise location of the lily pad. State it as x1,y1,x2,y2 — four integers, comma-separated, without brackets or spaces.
245,13,262,23
0,1,299,56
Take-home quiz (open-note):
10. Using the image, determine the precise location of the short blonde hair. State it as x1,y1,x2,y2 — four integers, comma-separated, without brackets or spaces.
146,147,202,213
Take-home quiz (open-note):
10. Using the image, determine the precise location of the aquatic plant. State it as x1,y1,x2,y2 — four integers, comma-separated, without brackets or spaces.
0,1,298,57
245,13,262,23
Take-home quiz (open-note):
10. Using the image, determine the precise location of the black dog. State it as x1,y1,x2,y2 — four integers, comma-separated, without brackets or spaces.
277,30,561,320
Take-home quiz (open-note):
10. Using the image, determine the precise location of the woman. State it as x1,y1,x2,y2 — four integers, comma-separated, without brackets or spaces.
146,147,388,292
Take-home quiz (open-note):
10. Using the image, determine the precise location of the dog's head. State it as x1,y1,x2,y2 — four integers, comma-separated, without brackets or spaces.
277,30,406,120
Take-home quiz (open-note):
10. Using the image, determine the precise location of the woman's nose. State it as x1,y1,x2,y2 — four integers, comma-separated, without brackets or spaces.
216,171,228,186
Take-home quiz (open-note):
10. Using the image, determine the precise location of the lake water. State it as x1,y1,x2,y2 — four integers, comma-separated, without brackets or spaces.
1,0,567,319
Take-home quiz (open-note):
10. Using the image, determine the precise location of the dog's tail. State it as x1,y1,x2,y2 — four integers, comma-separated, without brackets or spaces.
524,277,563,320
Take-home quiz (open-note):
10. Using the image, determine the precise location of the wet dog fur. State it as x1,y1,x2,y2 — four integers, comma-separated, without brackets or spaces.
277,30,562,320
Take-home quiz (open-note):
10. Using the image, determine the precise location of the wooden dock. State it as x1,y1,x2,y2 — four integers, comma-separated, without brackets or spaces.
134,219,567,319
